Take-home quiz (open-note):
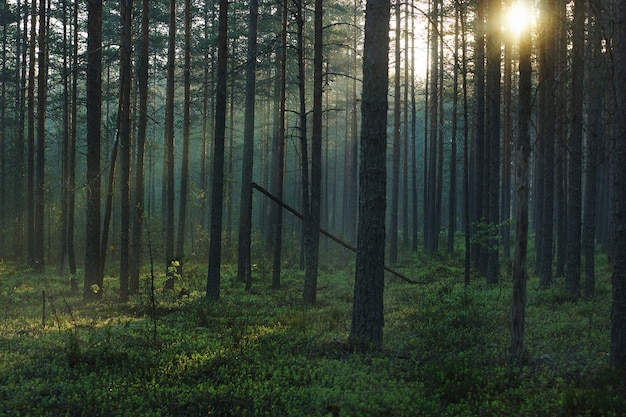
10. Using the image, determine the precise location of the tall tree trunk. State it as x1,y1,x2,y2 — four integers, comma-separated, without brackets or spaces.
501,18,512,262
410,0,418,252
68,0,78,289
176,0,192,264
566,0,585,297
555,0,567,278
349,0,389,350
59,0,70,276
118,0,133,301
473,0,486,272
12,0,26,262
206,0,229,300
510,6,532,362
270,0,287,290
461,0,471,285
238,0,258,290
163,0,176,265
26,0,35,269
538,0,556,289
435,11,444,255
485,0,501,285
303,0,323,304
85,0,103,300
130,0,149,293
610,0,626,368
33,0,46,272
426,0,439,254
448,0,460,254
296,0,310,275
583,6,604,298
389,0,401,265
402,0,409,250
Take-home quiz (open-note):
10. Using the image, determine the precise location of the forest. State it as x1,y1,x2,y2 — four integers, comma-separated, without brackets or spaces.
1,0,626,415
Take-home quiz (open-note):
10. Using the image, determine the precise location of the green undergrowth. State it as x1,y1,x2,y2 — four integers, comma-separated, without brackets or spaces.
0,250,624,416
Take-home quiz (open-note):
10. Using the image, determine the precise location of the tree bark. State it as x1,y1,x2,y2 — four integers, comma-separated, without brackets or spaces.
538,0,556,289
26,0,35,269
349,0,389,350
583,5,604,298
303,0,323,305
130,0,149,293
510,8,532,363
389,0,401,265
163,0,176,266
270,0,287,290
206,0,229,300
85,0,103,300
448,0,460,254
485,0,501,285
566,0,585,297
238,0,258,290
176,0,192,265
610,0,626,368
118,0,133,301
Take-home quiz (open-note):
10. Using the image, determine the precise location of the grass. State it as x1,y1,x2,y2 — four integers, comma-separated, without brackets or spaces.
0,247,625,416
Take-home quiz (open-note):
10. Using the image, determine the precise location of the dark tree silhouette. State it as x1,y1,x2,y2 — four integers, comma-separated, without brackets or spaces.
349,0,389,350
85,0,103,300
206,0,229,300
237,0,258,290
118,0,133,301
610,0,626,368
565,0,585,297
510,6,532,362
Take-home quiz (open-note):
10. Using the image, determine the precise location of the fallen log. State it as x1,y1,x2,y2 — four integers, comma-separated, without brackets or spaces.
251,182,423,285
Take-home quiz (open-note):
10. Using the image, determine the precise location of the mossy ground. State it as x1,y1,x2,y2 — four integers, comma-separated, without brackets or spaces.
0,244,624,416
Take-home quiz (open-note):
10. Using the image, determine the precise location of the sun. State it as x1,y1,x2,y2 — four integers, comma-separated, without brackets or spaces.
504,1,533,40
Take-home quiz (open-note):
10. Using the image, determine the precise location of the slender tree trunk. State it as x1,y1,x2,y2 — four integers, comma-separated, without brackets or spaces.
566,0,585,297
510,8,532,362
85,0,103,300
59,0,70,276
610,0,626,368
538,0,556,289
410,0,418,252
402,0,409,250
118,0,133,301
130,0,149,293
461,0,471,285
485,0,501,285
296,0,310,275
26,0,35,269
389,0,401,265
583,7,604,298
426,0,439,254
12,0,26,263
473,0,486,272
501,24,512,262
349,0,389,350
238,0,258,290
164,0,176,265
68,0,78,288
271,0,287,290
303,0,323,304
435,11,444,255
33,0,46,272
555,0,567,278
176,0,192,265
206,0,229,300
448,0,460,254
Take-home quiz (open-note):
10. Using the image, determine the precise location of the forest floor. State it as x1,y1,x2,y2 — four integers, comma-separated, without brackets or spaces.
1,244,625,416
